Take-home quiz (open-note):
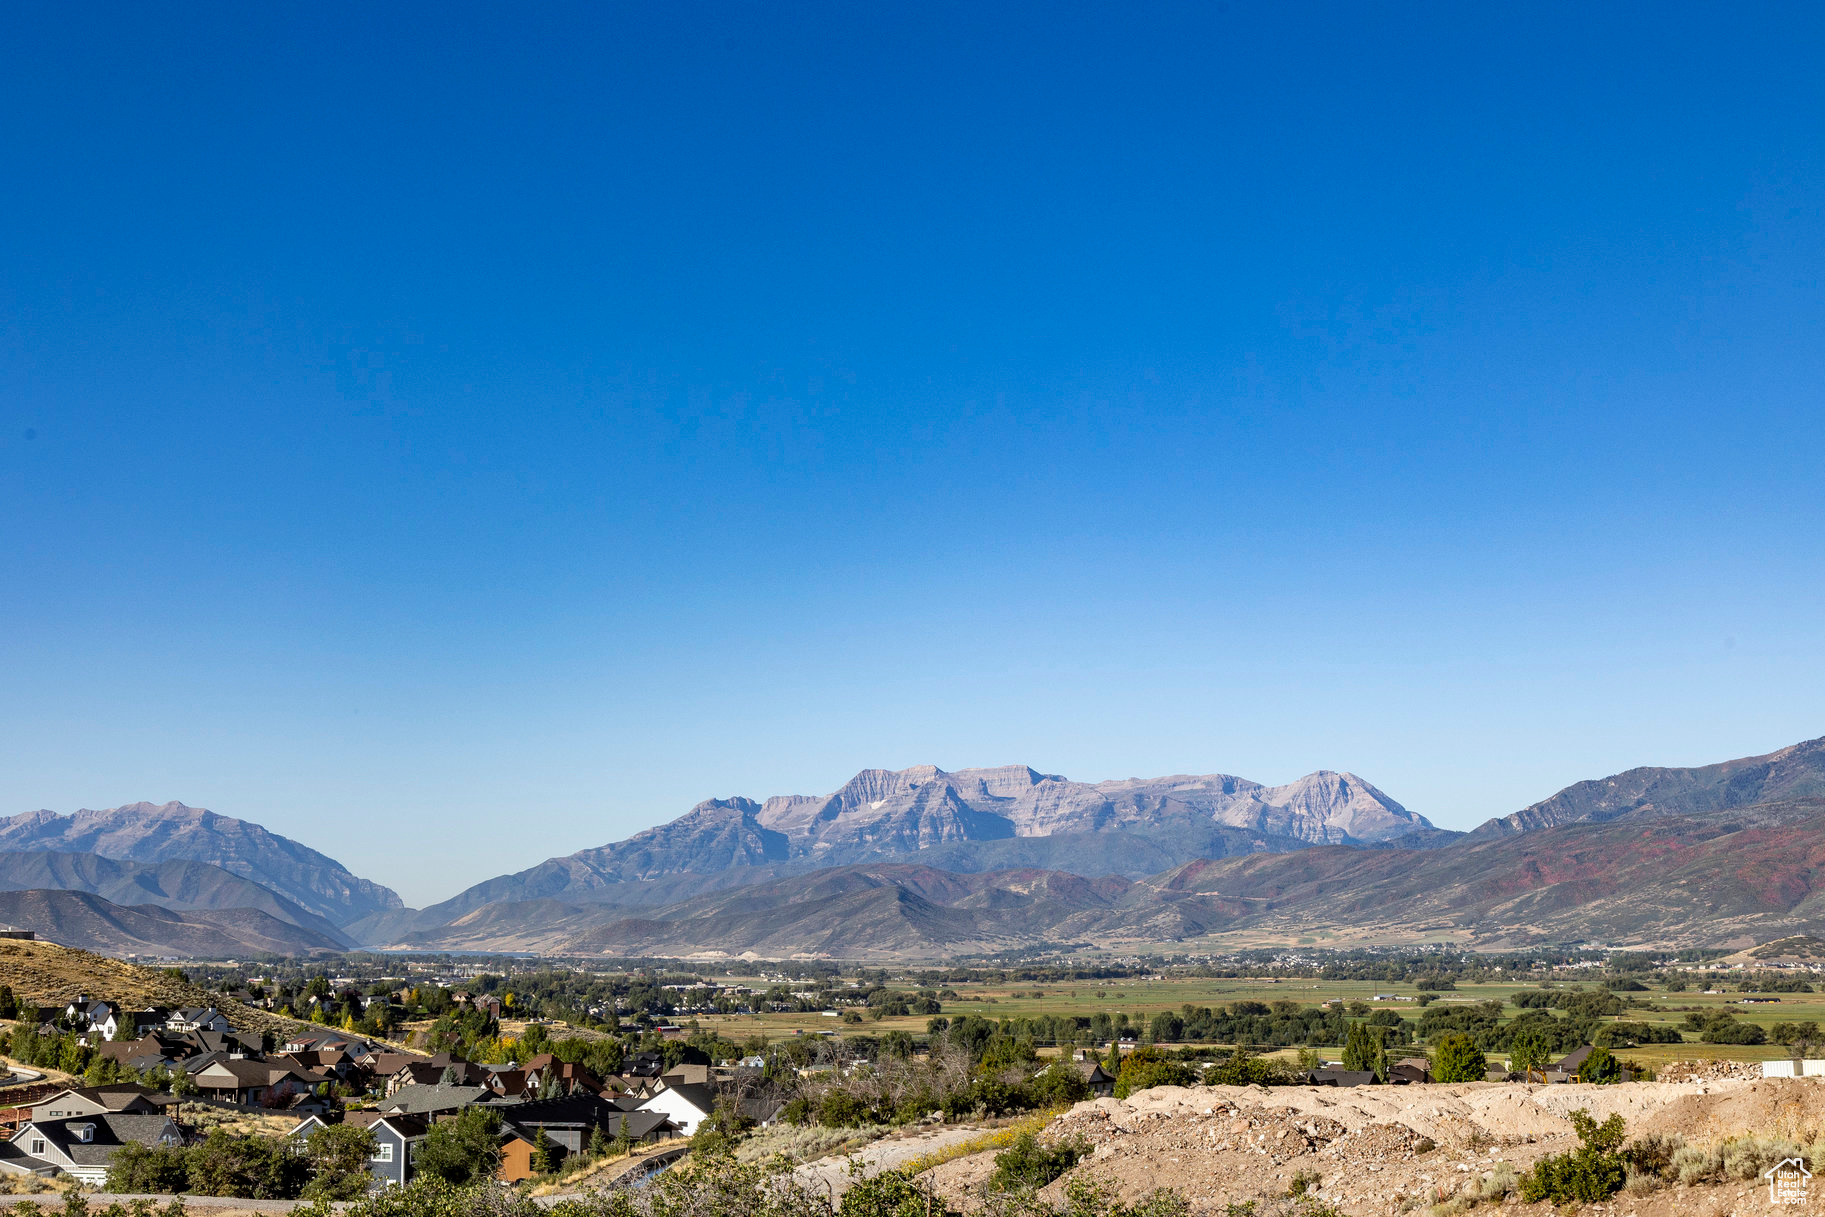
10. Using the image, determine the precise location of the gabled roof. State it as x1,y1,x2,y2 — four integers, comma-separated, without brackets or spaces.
499,1094,624,1132
641,1082,716,1115
22,1113,176,1166
381,1083,495,1115
613,1111,677,1139
369,1113,431,1141
1554,1045,1595,1073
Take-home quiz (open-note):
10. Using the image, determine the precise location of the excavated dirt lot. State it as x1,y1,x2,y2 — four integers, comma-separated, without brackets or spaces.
924,1075,1825,1216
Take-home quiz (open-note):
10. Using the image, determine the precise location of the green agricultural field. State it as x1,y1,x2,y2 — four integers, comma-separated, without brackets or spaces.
686,971,1825,1063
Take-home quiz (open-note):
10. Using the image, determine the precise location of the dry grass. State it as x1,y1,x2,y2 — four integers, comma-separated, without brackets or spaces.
0,939,293,1035
176,1099,308,1138
735,1122,894,1165
902,1108,1065,1175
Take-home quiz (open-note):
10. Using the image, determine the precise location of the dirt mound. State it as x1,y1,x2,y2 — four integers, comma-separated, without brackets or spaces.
926,1077,1825,1216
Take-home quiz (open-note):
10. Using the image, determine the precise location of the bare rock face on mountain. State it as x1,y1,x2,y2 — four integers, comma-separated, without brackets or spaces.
394,763,1436,939
1474,735,1825,836
0,803,402,927
752,765,1428,850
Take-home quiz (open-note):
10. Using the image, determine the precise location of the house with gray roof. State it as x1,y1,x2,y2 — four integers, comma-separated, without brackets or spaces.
379,1083,499,1119
292,1112,429,1190
0,1112,182,1184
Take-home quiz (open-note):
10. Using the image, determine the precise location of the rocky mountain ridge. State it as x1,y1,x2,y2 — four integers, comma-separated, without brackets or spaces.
408,764,1435,928
1474,735,1825,835
0,801,404,927
371,798,1825,958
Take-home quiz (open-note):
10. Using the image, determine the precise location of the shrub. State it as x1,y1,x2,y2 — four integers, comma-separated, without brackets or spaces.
1113,1048,1198,1098
1478,1162,1517,1201
1622,1132,1682,1179
988,1131,1087,1192
1518,1109,1627,1206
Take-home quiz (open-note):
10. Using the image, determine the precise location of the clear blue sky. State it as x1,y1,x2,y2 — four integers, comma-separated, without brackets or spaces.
3,3,1822,907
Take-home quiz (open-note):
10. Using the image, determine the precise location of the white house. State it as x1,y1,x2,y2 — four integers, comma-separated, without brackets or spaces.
165,1007,231,1034
636,1082,716,1137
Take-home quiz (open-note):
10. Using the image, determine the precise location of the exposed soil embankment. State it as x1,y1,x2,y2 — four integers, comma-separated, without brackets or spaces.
923,1077,1825,1216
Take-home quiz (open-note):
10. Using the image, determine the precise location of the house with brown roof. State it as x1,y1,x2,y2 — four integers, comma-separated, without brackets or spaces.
1389,1057,1432,1085
193,1060,324,1106
522,1055,603,1098
1069,1059,1116,1097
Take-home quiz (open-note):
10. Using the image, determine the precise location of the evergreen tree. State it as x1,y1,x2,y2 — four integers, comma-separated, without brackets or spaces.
1342,1022,1387,1080
1431,1032,1487,1083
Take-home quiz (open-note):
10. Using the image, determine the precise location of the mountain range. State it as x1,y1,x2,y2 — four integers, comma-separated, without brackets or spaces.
4,735,1823,957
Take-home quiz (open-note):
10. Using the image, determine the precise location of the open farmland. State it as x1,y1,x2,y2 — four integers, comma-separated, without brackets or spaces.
684,969,1825,1064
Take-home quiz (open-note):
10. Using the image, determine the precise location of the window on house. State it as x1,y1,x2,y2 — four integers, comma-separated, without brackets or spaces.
31,1139,44,1155
373,1143,394,1162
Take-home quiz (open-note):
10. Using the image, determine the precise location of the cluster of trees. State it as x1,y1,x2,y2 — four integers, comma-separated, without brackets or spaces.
1770,1020,1822,1049
782,1016,1097,1127
107,1126,372,1200
1149,1001,1409,1049
1682,1011,1768,1044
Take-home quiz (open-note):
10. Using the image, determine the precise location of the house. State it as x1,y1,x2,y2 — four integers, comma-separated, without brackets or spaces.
1308,1069,1378,1087
1389,1058,1432,1085
732,1094,785,1126
625,1052,664,1078
380,1083,496,1119
193,1059,324,1106
1069,1060,1116,1097
97,1032,192,1073
483,1068,529,1099
521,1055,604,1098
496,1095,664,1173
293,1112,428,1190
497,1105,677,1182
1542,1045,1630,1084
31,1086,175,1122
69,1001,122,1041
658,1062,711,1088
0,1113,183,1184
281,1029,374,1057
635,1082,716,1136
165,1007,231,1034
363,1050,432,1085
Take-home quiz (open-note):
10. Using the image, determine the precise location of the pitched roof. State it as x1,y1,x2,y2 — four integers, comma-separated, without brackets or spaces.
26,1113,176,1166
499,1094,624,1132
381,1084,494,1115
1554,1045,1595,1073
642,1082,716,1114
370,1113,431,1140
